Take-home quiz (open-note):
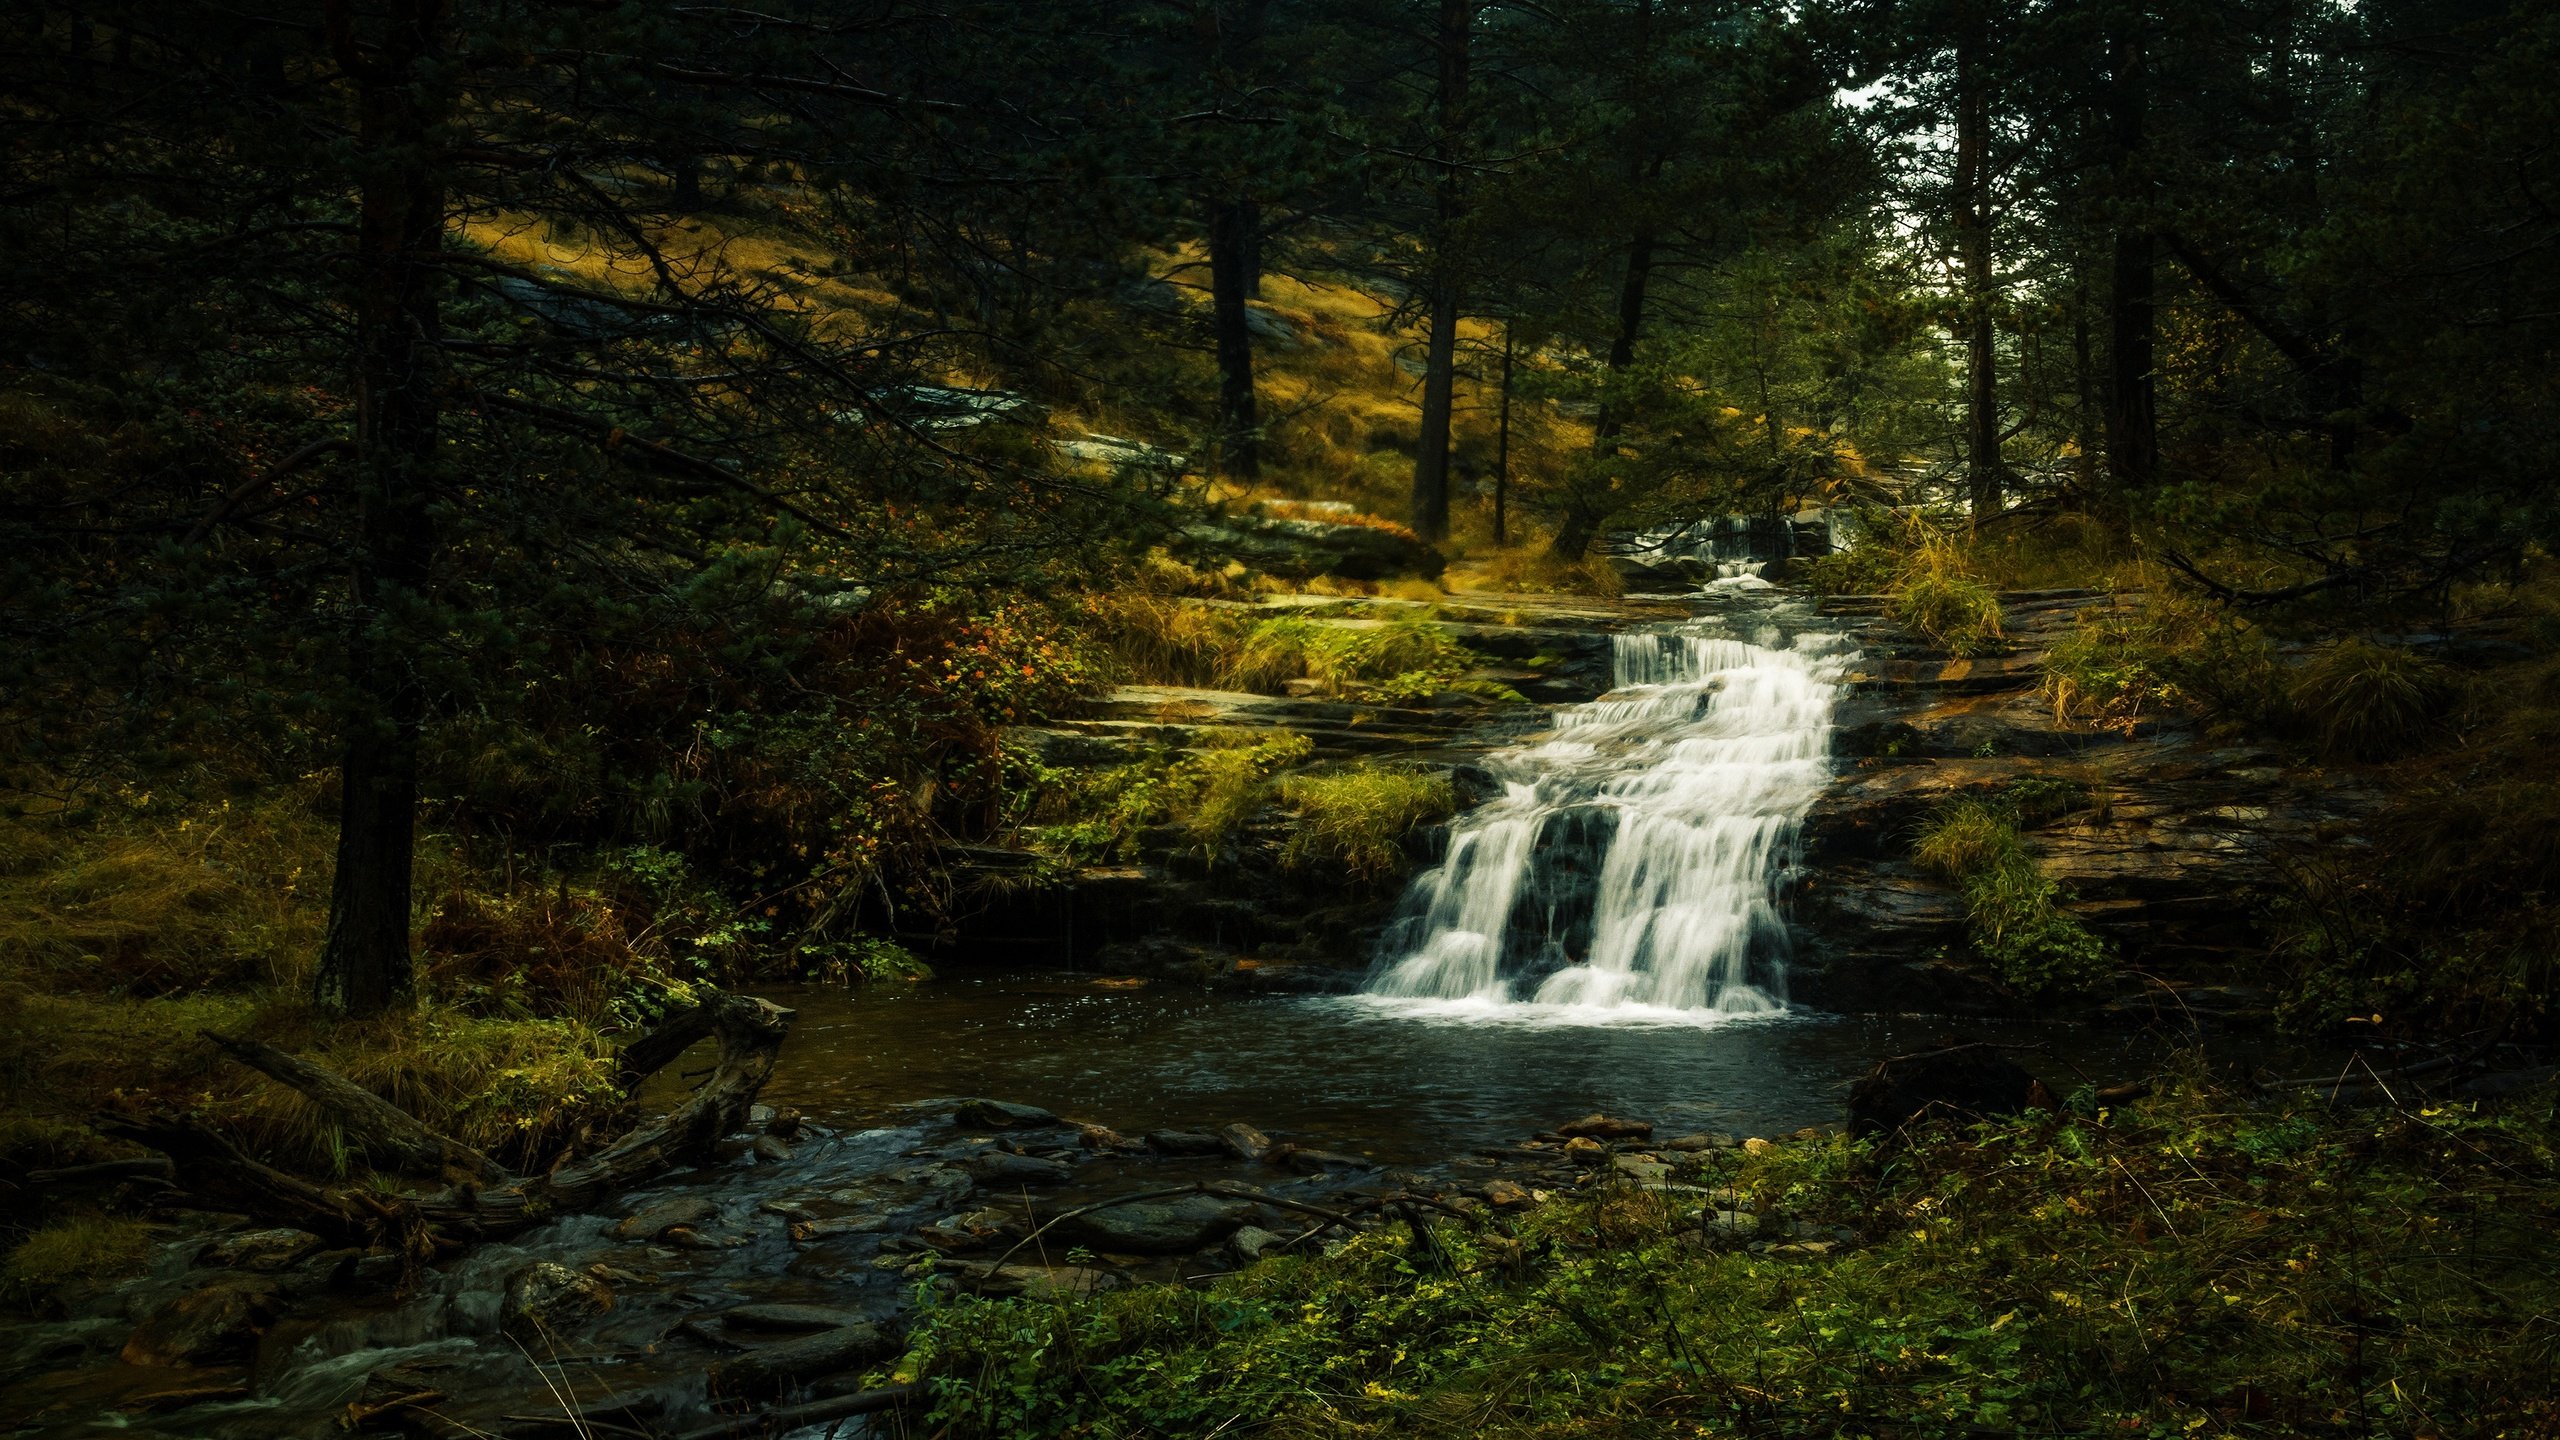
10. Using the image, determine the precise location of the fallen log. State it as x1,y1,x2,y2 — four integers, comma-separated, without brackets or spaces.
99,990,793,1252
203,1032,511,1184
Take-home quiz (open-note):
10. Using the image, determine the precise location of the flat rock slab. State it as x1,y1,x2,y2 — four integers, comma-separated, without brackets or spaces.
612,1194,717,1241
955,1099,1060,1129
721,1304,871,1333
709,1324,892,1398
960,1151,1074,1186
1050,1197,1255,1255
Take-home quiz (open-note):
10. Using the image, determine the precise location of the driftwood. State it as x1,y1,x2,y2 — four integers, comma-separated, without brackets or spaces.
99,990,792,1252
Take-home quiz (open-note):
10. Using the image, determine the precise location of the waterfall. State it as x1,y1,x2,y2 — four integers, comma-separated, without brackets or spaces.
1359,617,1849,1022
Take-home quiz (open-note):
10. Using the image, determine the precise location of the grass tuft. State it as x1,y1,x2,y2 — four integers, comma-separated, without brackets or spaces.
2288,637,2451,761
1913,798,2109,997
3,1215,154,1309
1276,768,1458,883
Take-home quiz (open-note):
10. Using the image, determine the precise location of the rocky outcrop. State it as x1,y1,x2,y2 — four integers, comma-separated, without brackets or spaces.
1792,590,2379,1017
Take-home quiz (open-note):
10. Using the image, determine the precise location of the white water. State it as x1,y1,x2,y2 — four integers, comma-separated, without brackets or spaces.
1359,613,1851,1025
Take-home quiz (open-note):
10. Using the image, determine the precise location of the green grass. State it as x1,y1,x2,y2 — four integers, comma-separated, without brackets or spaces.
1025,731,1315,865
1276,767,1459,883
893,1078,2560,1440
3,1216,154,1310
1913,798,2109,997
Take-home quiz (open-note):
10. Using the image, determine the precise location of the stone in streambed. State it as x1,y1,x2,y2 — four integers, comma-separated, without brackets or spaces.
197,1228,322,1273
1050,1196,1254,1255
988,1264,1118,1300
1481,1179,1533,1209
1562,1136,1608,1166
1557,1113,1653,1141
1611,1154,1670,1184
500,1261,613,1342
1280,1147,1375,1175
722,1303,871,1333
708,1324,892,1397
752,1134,795,1163
1218,1122,1273,1161
955,1099,1059,1130
612,1194,717,1241
960,1150,1074,1186
1699,1209,1759,1241
1144,1129,1228,1157
120,1275,282,1367
1657,1132,1738,1152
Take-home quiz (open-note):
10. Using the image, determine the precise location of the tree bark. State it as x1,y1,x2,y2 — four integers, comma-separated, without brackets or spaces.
1208,196,1261,480
2102,16,2158,493
1953,13,2004,520
313,0,449,1018
1408,0,1473,544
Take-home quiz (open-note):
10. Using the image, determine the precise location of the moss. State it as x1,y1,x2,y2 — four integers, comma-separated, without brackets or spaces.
1277,768,1459,883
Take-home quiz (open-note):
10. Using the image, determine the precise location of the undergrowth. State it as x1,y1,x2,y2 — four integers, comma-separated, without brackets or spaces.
897,1077,2560,1439
1023,731,1315,864
1913,794,2110,996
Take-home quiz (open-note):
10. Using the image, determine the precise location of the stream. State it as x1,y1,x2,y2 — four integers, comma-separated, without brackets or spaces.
1,587,2171,1439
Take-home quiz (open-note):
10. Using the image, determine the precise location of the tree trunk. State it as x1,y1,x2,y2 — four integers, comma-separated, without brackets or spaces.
1407,0,1473,543
2102,17,2158,494
1492,320,1513,546
1954,15,2003,520
313,0,448,1019
1589,227,1656,455
1209,197,1261,480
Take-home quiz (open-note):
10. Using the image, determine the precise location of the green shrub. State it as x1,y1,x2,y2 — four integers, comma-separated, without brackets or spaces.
1276,767,1458,882
1914,798,2110,997
800,935,933,985
1221,613,1512,702
2288,638,2451,760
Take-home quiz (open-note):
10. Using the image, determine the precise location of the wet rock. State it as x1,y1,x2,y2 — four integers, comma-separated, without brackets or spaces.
500,1261,614,1342
612,1194,717,1241
790,1214,890,1243
1562,1136,1608,1166
1050,1196,1255,1255
1846,1044,2057,1140
1074,1122,1134,1151
120,1274,281,1366
956,1098,1060,1130
1611,1154,1671,1184
1657,1132,1738,1152
722,1303,871,1333
1700,1209,1760,1241
960,1150,1074,1186
1766,1240,1836,1257
1144,1129,1228,1157
1558,1113,1654,1141
197,1228,321,1273
752,1135,795,1163
987,1264,1118,1300
767,1107,804,1140
708,1324,892,1397
1218,1122,1273,1161
1280,1147,1377,1175
919,1206,1028,1251
1481,1179,1533,1209
1741,1137,1777,1155
1228,1225,1285,1263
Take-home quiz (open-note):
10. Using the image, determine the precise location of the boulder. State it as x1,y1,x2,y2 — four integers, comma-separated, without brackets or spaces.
1700,1209,1760,1241
1049,1196,1255,1255
1481,1179,1533,1209
1611,1155,1670,1184
751,1135,794,1163
197,1228,321,1273
1279,1148,1376,1175
500,1261,614,1342
1656,1132,1737,1153
708,1324,892,1397
1557,1113,1653,1141
1562,1137,1608,1166
955,1099,1060,1130
1218,1123,1273,1162
611,1194,717,1242
120,1275,281,1367
1845,1044,2058,1140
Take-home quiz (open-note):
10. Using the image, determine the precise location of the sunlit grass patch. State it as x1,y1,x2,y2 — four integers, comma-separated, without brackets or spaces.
1277,767,1458,883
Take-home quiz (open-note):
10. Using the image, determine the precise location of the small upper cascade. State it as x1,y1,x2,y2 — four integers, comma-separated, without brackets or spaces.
1360,608,1851,1022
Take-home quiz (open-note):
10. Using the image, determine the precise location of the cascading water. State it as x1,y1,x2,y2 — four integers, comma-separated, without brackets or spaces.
1359,609,1851,1022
